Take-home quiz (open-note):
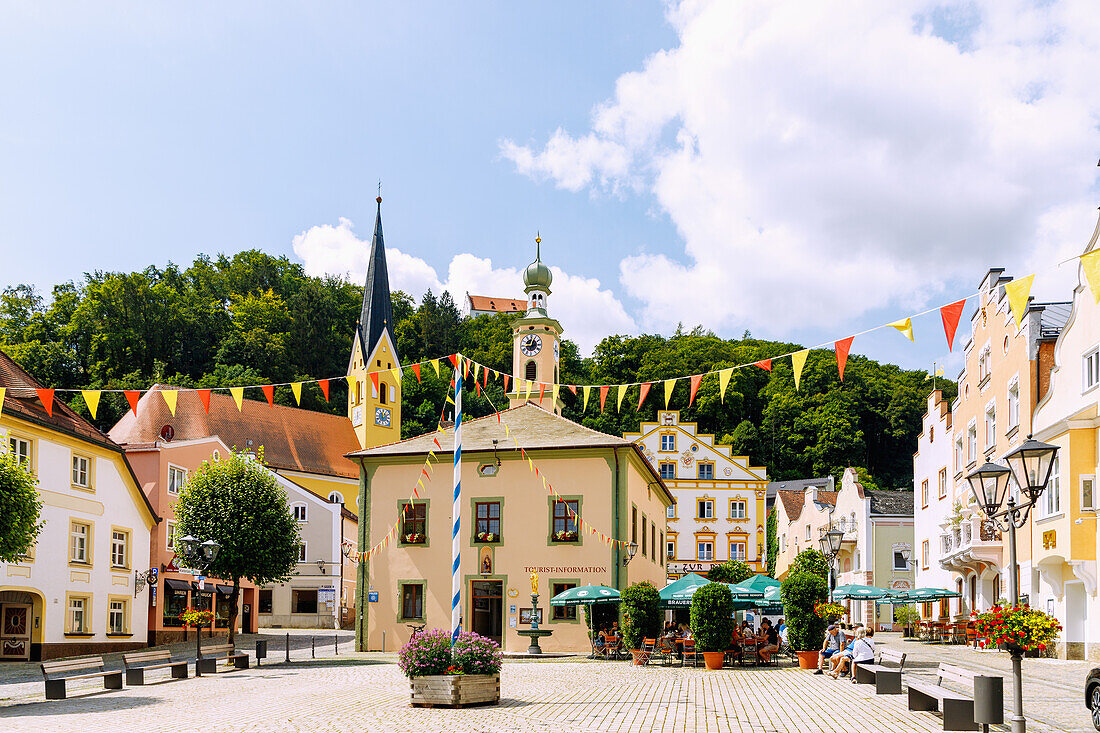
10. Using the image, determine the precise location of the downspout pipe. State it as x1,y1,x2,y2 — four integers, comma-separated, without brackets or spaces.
613,448,622,590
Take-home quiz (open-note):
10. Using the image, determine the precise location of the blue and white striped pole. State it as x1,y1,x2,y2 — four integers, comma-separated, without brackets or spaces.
451,356,463,646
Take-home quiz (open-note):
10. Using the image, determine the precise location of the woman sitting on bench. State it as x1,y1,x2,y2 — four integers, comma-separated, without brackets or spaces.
829,627,874,679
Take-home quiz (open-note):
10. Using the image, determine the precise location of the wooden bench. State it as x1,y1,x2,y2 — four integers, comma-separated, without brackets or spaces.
196,643,249,675
907,663,999,731
41,656,123,700
123,649,188,685
852,648,906,694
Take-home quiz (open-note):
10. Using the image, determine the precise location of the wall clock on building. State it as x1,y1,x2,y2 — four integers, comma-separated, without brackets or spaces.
520,334,542,356
374,407,391,427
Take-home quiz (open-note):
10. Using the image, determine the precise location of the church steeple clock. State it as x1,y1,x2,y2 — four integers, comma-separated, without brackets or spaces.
347,196,402,448
509,235,564,413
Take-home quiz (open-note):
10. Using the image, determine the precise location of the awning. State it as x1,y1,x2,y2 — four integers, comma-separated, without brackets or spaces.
164,578,191,591
216,585,234,597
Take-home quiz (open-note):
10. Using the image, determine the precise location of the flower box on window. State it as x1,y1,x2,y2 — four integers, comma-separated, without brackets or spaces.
475,532,498,543
404,533,426,545
553,530,578,542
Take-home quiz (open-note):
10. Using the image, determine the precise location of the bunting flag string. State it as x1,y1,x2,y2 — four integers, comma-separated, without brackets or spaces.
834,337,853,382
81,390,101,420
791,350,809,391
940,299,966,351
162,389,178,416
1005,274,1034,328
889,317,914,342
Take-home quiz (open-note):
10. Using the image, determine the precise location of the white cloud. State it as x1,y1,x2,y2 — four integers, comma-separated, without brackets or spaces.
291,219,636,354
501,0,1100,336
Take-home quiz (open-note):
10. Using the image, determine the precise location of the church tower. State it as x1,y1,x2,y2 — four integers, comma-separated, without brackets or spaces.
508,235,564,413
348,196,402,449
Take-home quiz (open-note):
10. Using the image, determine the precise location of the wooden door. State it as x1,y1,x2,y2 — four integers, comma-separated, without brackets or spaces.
0,604,31,661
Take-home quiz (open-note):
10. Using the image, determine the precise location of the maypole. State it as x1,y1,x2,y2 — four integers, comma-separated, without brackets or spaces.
451,354,463,646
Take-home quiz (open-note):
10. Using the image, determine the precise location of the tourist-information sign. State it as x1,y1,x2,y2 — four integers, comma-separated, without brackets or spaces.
318,586,336,602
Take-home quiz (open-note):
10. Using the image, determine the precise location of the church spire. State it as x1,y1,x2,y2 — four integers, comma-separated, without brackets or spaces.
358,195,398,363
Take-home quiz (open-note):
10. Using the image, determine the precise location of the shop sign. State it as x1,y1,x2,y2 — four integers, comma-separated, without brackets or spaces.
666,561,716,574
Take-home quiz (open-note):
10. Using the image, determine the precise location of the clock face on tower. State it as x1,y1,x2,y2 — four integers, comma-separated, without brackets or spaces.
374,407,392,427
520,334,542,357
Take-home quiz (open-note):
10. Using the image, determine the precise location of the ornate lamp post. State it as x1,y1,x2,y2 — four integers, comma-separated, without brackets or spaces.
818,526,844,602
621,541,639,567
178,535,221,676
966,436,1058,733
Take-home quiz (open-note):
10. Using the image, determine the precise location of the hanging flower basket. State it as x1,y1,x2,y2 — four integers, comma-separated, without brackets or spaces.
814,602,846,622
178,607,215,628
974,604,1061,654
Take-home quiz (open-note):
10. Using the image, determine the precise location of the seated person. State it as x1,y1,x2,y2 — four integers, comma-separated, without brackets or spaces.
594,630,607,651
679,623,693,641
830,627,874,679
757,619,780,663
815,624,843,674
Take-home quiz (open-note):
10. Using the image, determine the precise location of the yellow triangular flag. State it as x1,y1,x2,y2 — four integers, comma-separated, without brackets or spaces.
229,387,245,411
431,359,440,376
474,363,481,381
161,390,178,416
528,457,534,472
791,350,809,391
524,380,532,402
390,368,401,386
889,317,915,342
664,378,676,408
504,424,510,437
582,385,592,411
445,394,455,405
81,390,101,420
1082,251,1100,303
552,384,560,405
719,368,733,403
291,382,303,405
616,385,627,412
1005,274,1034,328
346,375,356,392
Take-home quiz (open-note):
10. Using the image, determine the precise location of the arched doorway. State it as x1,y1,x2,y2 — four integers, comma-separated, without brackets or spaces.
0,589,45,661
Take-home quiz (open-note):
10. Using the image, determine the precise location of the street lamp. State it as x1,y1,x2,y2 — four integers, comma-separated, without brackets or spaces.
177,534,221,676
622,541,639,567
967,436,1058,733
818,526,844,602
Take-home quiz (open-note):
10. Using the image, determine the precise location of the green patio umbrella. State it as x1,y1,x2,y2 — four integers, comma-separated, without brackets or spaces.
894,587,962,602
659,573,711,607
832,584,897,601
735,574,781,593
549,585,621,605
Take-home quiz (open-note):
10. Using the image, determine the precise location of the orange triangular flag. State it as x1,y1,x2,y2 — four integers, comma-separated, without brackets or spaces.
36,388,55,416
834,337,854,381
689,374,703,407
369,372,379,393
412,363,421,383
318,379,330,402
502,374,511,392
539,383,545,403
198,389,211,413
940,298,966,351
638,383,651,411
448,354,459,369
262,384,274,406
755,359,771,371
599,386,609,412
567,384,577,395
124,390,141,415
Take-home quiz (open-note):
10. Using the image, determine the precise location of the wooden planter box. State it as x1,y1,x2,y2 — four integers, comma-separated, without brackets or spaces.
410,674,500,707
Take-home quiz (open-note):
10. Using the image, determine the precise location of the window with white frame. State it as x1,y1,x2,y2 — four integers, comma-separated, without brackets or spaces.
805,524,811,540
1007,381,1020,429
697,499,714,519
938,468,947,499
167,465,187,495
729,500,747,519
978,346,991,383
292,504,307,522
729,541,746,561
666,504,675,519
110,530,129,569
666,540,675,558
955,438,964,472
328,491,343,504
698,462,714,480
1085,348,1100,392
72,455,90,488
697,541,714,561
660,434,675,452
1081,475,1097,512
108,599,128,634
1044,456,1061,516
659,462,675,480
893,550,909,571
8,436,31,468
298,542,307,562
70,522,89,563
984,403,996,449
166,521,176,551
68,596,88,634
921,540,929,569
967,423,977,464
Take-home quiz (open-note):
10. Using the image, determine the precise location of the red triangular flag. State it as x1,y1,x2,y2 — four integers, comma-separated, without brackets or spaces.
834,337,854,382
475,381,481,397
567,384,577,395
197,389,211,413
412,364,421,383
754,359,772,371
940,298,966,351
689,374,703,407
448,354,459,369
483,368,489,388
463,359,470,378
262,384,274,406
637,383,651,411
538,383,545,403
433,437,442,449
369,372,380,393
124,390,140,415
502,374,511,392
318,379,330,402
35,388,55,417
599,385,609,412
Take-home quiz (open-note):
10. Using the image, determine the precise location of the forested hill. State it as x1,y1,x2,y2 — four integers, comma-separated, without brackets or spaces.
0,249,951,489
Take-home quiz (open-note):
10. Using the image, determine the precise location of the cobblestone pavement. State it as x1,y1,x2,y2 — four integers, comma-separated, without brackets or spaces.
0,634,1092,733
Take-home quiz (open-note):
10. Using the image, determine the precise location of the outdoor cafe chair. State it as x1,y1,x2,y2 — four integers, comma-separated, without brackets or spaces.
655,637,676,666
681,639,699,668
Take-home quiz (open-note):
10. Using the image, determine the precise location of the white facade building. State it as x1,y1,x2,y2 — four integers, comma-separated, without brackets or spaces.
912,389,958,605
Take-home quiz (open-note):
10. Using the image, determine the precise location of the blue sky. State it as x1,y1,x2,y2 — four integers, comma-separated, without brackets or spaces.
2,1,1098,374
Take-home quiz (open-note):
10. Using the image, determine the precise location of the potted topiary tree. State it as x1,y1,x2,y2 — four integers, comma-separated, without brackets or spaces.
894,604,921,638
690,582,734,670
401,629,502,707
780,571,828,669
620,581,661,665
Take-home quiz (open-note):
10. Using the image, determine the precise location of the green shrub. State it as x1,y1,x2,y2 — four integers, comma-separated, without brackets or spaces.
690,582,735,652
781,571,828,651
0,451,42,563
620,581,661,650
707,560,753,584
790,548,829,580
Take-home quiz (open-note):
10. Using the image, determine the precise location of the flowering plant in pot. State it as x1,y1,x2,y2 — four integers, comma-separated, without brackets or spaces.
690,582,735,670
974,604,1061,654
781,571,828,669
475,532,497,543
404,532,425,544
813,602,846,622
553,529,578,542
401,629,502,707
178,607,216,628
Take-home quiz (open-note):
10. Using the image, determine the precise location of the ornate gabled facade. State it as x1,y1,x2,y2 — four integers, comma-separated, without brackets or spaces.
626,411,768,579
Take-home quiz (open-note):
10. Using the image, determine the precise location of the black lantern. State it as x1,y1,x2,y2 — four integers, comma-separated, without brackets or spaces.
1004,437,1059,504
825,526,845,556
622,541,639,566
200,539,221,564
966,462,1011,517
178,535,197,556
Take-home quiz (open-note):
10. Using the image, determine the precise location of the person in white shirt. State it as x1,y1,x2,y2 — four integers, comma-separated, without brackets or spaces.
829,627,874,679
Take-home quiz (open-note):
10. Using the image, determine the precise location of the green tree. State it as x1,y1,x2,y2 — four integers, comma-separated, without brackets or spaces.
708,559,753,584
766,508,778,577
791,548,829,580
173,450,300,643
690,582,735,653
619,581,661,651
780,571,828,652
0,451,42,563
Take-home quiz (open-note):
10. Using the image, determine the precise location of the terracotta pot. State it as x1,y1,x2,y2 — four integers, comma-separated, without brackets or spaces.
702,651,725,670
795,651,819,670
631,650,646,665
